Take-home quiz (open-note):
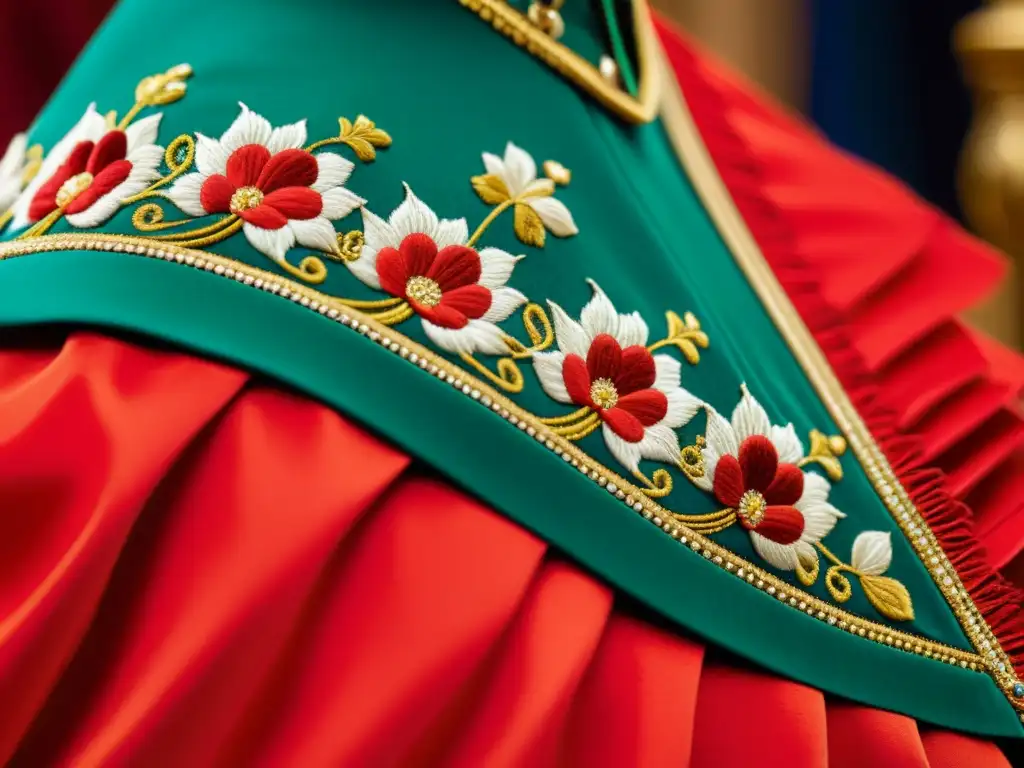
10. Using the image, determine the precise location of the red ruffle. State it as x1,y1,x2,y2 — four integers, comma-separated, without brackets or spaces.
655,17,1024,671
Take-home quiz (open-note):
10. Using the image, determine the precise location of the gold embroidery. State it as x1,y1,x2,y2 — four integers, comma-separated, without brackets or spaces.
458,0,660,124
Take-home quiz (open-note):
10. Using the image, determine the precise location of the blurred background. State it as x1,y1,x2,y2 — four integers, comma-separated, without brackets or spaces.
0,0,1020,349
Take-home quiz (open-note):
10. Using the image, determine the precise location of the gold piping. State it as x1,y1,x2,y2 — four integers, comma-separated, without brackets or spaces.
655,47,1023,715
457,0,660,124
0,231,991,682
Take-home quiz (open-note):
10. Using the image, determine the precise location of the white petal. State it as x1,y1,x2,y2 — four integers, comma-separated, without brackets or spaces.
532,351,571,403
602,424,643,473
502,141,537,196
692,445,719,492
434,216,469,249
850,531,893,576
527,196,578,237
482,152,506,180
389,183,439,241
636,423,682,465
771,423,805,464
167,172,208,216
312,152,354,192
663,388,702,430
355,206,394,288
482,287,527,323
731,384,772,443
704,406,739,458
124,113,162,151
320,186,364,221
243,222,295,262
289,216,338,253
654,355,681,391
268,119,308,153
522,178,555,198
579,280,619,339
751,532,800,571
194,133,228,176
796,473,844,543
221,103,273,153
548,300,589,358
0,133,27,177
616,311,649,348
423,319,509,356
478,247,521,289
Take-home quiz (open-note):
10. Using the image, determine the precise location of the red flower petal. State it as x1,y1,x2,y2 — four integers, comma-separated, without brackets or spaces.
238,204,288,229
64,159,132,214
765,463,805,507
399,233,438,279
200,175,235,213
754,506,805,544
616,389,668,427
738,435,779,494
587,334,621,382
417,303,469,329
226,144,271,188
615,345,657,394
713,454,745,508
426,245,482,291
264,187,323,220
437,284,492,321
375,247,410,297
562,354,593,407
256,149,318,193
28,141,93,221
602,407,645,443
86,131,127,174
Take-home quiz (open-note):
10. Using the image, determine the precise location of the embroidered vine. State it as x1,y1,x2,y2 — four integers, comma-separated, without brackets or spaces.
0,68,915,624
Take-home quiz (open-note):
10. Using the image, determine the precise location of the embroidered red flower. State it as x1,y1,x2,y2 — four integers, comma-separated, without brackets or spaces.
354,185,526,356
377,233,491,329
562,334,667,443
168,103,364,262
712,434,805,544
533,281,700,473
10,106,164,230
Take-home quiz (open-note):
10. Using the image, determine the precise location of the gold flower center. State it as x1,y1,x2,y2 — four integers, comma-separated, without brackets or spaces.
738,489,767,526
406,275,443,307
229,186,264,213
55,172,94,207
590,377,619,409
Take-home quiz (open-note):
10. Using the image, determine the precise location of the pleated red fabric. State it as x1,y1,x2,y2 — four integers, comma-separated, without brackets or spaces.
1,15,1023,767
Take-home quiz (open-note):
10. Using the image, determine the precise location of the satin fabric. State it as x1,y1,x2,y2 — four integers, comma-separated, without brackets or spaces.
0,332,1011,767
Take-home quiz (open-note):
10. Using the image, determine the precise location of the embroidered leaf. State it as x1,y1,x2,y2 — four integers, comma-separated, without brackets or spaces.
135,63,193,107
860,574,914,621
338,115,392,162
514,202,546,247
472,173,511,205
662,311,710,364
804,429,846,481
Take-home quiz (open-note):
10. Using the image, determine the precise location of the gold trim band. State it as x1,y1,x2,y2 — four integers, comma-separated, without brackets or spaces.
654,49,1023,717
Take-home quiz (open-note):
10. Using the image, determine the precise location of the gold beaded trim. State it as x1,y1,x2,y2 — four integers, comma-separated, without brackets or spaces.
457,0,660,124
0,232,993,683
655,50,1024,718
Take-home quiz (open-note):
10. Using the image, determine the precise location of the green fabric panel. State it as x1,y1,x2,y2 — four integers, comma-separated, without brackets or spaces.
1,0,1017,733
0,250,1018,737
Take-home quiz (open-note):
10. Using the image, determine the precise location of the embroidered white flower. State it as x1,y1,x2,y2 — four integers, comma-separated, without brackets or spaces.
9,104,164,230
480,142,577,242
168,103,364,262
532,280,701,472
694,385,845,571
354,184,527,355
0,133,29,214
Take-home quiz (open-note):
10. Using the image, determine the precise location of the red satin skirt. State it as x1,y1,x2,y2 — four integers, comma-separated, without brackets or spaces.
0,331,1012,766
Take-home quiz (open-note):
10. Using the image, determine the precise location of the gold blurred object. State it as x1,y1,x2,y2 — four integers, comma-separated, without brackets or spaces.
528,0,566,40
956,0,1024,348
